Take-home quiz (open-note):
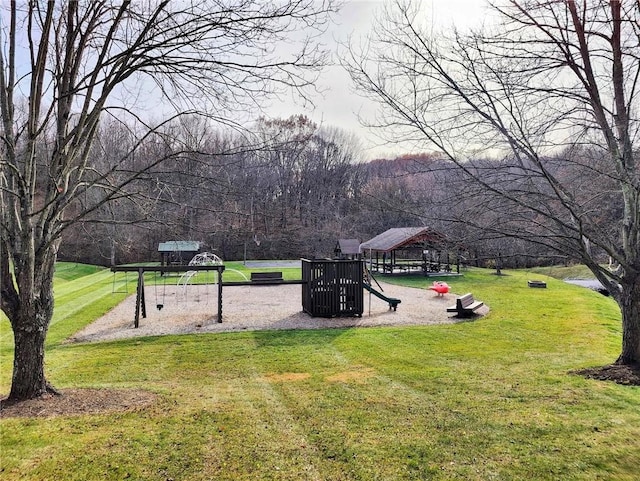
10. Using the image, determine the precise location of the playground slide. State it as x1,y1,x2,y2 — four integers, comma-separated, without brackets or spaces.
363,283,401,311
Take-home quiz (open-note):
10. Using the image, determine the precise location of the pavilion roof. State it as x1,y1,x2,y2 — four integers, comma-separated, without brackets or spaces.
359,227,444,253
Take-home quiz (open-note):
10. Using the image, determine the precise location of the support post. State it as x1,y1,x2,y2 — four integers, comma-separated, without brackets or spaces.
140,270,146,319
134,268,145,328
217,270,223,323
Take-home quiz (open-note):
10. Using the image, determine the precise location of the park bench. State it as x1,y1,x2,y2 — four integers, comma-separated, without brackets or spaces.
250,271,284,283
446,292,484,317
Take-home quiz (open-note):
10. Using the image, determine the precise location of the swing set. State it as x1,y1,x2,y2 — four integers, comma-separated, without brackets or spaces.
110,264,225,328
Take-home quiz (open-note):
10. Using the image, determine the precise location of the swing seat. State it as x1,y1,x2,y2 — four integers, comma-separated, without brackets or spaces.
155,271,167,310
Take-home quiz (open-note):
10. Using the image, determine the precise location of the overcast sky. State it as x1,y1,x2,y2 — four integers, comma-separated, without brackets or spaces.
266,0,490,160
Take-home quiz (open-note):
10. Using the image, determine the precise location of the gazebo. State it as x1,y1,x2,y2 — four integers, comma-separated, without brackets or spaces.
158,240,201,267
359,227,459,275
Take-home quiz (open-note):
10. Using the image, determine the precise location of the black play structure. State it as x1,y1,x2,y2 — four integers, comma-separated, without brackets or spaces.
302,258,364,317
301,259,401,316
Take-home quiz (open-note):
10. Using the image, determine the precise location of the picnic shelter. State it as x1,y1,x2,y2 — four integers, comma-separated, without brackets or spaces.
359,227,460,275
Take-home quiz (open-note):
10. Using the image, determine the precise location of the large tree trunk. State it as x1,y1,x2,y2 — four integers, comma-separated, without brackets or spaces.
7,252,58,401
10,313,54,400
616,276,640,366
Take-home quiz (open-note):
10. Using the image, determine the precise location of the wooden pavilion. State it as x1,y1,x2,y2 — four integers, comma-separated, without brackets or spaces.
359,227,459,275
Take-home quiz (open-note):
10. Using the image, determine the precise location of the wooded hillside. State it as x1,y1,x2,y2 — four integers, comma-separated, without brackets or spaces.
59,115,618,268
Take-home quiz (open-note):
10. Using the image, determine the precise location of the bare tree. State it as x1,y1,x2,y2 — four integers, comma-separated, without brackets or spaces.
344,0,640,366
0,0,335,401
235,116,364,257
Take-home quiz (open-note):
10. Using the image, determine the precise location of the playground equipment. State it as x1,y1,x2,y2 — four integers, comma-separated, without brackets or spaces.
112,256,408,327
111,270,131,294
301,259,403,317
363,264,401,310
302,259,364,317
363,283,401,311
111,264,225,327
177,252,224,302
155,271,167,310
179,252,223,285
428,281,450,296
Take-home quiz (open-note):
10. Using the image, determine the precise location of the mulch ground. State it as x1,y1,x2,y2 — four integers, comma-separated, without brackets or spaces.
0,388,158,419
573,363,640,386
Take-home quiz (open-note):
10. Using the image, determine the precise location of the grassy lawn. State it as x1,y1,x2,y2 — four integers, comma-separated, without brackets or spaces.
1,264,639,480
525,264,599,280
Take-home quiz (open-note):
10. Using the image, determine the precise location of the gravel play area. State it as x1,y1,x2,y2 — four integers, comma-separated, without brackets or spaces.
69,281,489,343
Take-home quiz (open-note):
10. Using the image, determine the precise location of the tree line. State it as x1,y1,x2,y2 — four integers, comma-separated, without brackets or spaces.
58,114,618,270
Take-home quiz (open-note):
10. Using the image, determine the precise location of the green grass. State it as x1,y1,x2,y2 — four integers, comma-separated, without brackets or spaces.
526,264,597,280
1,265,639,480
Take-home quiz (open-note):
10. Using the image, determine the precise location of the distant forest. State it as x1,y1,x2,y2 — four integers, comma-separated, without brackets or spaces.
59,115,617,268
